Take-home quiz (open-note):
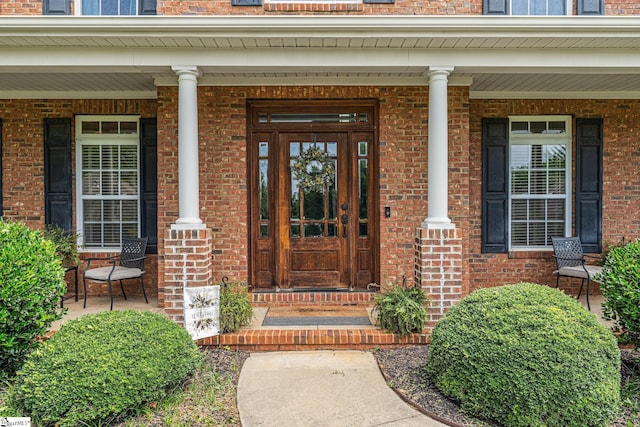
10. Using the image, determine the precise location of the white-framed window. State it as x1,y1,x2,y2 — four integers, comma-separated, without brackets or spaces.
510,0,569,15
76,115,140,250
508,116,572,250
76,0,141,15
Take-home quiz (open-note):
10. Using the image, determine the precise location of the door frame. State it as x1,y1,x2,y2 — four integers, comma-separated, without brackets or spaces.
247,99,380,290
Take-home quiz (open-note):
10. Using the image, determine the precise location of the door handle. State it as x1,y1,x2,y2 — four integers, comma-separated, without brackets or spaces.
341,214,348,237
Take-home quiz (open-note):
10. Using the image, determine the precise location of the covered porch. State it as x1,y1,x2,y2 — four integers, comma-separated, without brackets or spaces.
51,292,612,350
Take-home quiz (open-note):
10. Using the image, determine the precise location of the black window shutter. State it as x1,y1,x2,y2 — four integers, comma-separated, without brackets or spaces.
0,119,3,218
483,0,508,14
482,118,509,253
139,0,157,15
43,0,71,14
231,0,262,5
140,118,158,254
575,118,603,253
577,0,604,15
44,118,73,231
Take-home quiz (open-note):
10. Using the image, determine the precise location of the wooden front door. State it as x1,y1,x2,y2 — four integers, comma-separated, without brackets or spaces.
249,102,378,290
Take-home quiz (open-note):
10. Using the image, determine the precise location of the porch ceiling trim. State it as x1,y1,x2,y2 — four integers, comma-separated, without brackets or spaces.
1,16,640,99
1,16,640,50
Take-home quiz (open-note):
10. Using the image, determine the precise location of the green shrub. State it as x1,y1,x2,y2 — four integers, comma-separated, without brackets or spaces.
426,283,620,427
0,220,66,378
597,240,640,348
220,280,253,333
11,310,201,427
373,281,428,336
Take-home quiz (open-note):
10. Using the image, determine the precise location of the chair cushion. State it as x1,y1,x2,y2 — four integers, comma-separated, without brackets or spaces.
85,266,143,281
558,265,603,281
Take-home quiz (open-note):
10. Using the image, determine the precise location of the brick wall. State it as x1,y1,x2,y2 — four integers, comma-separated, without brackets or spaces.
0,99,159,297
156,0,483,15
3,93,639,306
468,99,640,293
3,0,639,16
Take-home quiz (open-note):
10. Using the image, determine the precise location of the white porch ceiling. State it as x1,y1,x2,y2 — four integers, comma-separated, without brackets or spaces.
1,16,640,99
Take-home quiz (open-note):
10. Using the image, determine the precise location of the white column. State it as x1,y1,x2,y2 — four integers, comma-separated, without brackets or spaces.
423,66,454,229
172,66,204,228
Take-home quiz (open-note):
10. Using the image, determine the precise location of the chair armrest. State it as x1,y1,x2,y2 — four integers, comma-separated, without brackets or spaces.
84,255,119,271
124,256,146,263
84,255,119,262
584,254,604,262
553,255,586,263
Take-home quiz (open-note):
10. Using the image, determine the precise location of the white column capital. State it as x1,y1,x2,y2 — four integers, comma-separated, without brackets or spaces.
171,66,201,79
427,66,455,75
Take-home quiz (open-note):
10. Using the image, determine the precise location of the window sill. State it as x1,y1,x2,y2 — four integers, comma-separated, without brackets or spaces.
508,250,554,260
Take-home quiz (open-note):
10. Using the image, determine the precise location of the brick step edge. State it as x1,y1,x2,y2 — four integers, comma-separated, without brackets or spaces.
251,291,376,306
197,328,429,351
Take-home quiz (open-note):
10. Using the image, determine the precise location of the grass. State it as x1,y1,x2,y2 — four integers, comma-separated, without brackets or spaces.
620,352,640,426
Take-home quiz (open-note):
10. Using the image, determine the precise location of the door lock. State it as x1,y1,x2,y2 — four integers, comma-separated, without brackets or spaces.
341,214,348,238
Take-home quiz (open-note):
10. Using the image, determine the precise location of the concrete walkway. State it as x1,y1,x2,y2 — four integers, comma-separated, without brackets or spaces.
237,350,448,427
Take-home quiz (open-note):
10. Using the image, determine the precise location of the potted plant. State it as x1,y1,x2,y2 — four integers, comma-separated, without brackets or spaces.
41,225,79,268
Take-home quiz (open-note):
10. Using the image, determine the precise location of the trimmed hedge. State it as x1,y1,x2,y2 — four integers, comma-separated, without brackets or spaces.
427,283,621,427
0,220,66,377
597,240,640,347
11,310,201,427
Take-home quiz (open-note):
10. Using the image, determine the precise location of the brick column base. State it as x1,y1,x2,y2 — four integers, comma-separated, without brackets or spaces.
163,226,212,325
415,225,462,330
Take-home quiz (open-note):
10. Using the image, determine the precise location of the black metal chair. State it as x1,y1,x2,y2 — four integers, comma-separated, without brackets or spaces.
551,237,602,311
82,237,148,310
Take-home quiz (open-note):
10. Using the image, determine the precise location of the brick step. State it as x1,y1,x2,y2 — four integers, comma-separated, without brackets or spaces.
199,328,429,351
251,290,376,306
197,290,429,351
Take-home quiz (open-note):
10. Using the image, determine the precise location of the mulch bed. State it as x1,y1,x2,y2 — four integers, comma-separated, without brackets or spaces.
374,346,640,427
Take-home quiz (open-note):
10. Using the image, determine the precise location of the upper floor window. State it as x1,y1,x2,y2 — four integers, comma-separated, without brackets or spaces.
511,0,567,15
483,0,603,15
43,0,155,15
81,0,137,15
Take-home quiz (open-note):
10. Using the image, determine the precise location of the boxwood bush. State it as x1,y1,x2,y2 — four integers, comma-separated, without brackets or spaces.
0,220,66,378
426,283,620,427
597,239,640,347
11,310,201,427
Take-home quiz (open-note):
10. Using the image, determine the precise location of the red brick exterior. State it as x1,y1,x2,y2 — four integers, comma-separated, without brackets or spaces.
4,0,637,17
0,99,159,298
156,0,483,16
415,227,463,327
163,227,213,324
468,99,640,294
